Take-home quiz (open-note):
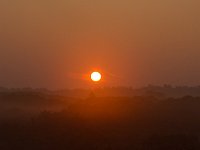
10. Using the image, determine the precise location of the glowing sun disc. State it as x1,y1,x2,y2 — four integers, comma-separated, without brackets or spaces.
91,72,101,82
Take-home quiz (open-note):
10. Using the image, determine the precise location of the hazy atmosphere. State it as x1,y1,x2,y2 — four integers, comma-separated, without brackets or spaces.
1,1,200,150
1,0,200,88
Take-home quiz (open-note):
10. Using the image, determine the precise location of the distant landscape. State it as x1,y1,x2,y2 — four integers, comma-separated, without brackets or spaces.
0,86,200,149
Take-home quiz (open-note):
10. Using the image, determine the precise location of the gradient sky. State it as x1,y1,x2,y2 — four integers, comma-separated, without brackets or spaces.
0,0,200,89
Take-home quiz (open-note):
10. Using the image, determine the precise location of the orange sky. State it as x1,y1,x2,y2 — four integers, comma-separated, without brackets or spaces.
0,0,200,89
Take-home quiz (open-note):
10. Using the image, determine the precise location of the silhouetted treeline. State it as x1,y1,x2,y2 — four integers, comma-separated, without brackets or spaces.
2,85,200,98
0,90,200,149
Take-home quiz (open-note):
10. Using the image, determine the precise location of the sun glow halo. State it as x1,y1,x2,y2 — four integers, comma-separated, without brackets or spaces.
91,72,101,82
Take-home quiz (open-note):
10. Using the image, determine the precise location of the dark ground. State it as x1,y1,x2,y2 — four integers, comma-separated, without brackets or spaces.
0,91,200,150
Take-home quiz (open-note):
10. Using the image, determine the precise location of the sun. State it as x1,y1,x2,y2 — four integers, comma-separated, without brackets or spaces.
91,72,101,82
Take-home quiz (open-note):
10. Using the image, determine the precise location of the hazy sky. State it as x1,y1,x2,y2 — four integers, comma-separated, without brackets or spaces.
0,0,200,89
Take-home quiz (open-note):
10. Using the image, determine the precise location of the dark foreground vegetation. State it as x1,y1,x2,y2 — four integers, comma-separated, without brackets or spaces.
0,89,200,149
